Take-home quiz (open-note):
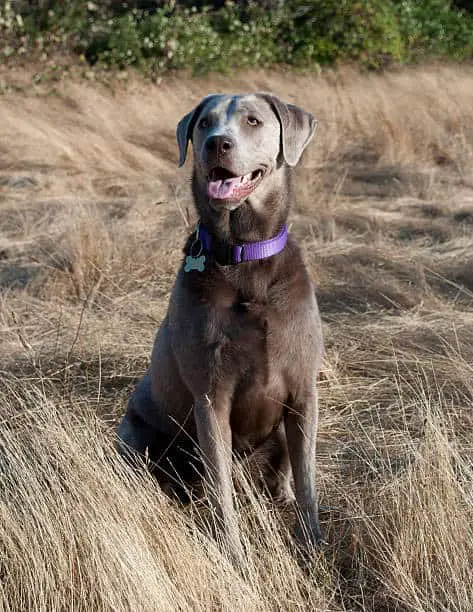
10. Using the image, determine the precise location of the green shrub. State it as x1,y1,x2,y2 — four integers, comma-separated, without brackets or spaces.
0,0,26,57
79,3,282,74
1,0,473,74
281,0,405,67
395,0,473,59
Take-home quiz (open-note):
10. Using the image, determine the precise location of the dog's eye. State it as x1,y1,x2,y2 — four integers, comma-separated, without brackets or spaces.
247,116,260,127
198,118,209,129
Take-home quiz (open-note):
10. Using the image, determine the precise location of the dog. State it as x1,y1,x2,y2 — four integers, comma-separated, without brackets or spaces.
117,93,325,559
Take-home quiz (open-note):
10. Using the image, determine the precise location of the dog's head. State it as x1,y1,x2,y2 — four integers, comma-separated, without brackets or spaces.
176,93,317,212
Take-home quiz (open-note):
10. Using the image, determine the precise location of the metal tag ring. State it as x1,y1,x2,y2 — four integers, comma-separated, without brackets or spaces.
189,238,203,258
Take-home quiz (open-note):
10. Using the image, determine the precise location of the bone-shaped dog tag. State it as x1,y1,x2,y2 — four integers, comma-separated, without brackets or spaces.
184,254,206,273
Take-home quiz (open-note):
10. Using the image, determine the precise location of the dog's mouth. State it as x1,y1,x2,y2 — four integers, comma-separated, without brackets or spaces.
207,167,265,201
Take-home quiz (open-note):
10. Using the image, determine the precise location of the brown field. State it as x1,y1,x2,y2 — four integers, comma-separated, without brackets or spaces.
1,63,473,611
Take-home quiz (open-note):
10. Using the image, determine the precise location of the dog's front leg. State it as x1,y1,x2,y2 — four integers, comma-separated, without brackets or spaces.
193,393,242,561
286,383,324,549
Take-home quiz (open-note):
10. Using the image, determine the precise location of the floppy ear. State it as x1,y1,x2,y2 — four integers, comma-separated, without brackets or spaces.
176,94,222,167
258,93,317,167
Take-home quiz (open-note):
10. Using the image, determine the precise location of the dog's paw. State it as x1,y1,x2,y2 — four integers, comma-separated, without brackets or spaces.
292,526,327,569
294,523,326,551
272,483,296,505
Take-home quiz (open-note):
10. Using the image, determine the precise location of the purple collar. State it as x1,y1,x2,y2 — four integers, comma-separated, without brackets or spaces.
195,223,288,265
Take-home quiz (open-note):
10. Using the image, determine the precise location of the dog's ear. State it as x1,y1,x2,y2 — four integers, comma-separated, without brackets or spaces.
176,94,222,167
258,93,317,167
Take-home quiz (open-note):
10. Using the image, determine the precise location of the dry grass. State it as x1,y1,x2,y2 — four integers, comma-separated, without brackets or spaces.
1,63,473,611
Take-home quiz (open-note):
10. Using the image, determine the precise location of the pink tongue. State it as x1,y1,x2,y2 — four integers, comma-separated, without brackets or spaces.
208,176,241,199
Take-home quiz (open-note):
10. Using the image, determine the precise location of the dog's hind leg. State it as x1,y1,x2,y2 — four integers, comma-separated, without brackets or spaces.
117,408,156,468
264,421,295,504
117,375,160,465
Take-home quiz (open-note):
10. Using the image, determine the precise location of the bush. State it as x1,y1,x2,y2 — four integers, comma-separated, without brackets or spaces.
78,4,282,73
280,0,405,68
396,0,473,59
1,0,473,74
0,1,26,57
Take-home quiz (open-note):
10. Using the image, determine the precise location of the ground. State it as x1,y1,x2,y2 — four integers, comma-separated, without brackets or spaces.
1,63,473,611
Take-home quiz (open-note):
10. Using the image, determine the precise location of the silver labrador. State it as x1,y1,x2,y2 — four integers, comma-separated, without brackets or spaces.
117,93,325,560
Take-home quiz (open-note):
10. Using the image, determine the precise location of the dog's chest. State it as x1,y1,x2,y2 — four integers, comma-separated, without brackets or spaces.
215,293,274,366
224,298,268,346
215,295,289,439
205,274,295,387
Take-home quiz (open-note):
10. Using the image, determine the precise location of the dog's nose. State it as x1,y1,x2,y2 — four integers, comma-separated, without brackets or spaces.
205,135,234,155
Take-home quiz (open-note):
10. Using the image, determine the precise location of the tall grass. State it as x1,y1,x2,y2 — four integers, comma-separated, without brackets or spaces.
1,63,473,609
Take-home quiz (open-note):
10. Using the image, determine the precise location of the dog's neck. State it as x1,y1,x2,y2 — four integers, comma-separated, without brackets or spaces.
191,166,291,244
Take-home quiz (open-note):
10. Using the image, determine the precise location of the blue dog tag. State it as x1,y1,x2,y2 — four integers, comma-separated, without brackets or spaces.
184,225,206,273
184,254,206,273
